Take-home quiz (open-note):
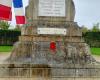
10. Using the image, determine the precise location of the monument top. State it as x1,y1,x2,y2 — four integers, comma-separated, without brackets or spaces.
26,0,75,22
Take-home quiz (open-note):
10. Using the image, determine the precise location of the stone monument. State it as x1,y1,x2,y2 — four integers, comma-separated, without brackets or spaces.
11,0,94,64
0,0,100,79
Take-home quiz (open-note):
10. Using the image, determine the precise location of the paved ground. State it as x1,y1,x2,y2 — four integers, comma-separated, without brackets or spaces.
93,55,100,62
0,52,10,63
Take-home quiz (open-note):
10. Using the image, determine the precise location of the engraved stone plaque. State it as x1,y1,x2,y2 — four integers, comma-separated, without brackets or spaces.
26,0,75,21
38,0,65,17
37,28,67,35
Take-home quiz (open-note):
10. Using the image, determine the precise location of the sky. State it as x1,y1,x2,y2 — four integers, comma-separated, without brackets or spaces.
73,0,100,29
10,0,100,29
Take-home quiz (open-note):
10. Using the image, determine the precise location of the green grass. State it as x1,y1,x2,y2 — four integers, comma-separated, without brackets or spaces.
91,48,100,55
0,46,13,52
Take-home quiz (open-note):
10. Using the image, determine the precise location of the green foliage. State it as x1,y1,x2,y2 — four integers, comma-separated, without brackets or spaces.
81,23,100,33
81,25,89,33
92,23,100,32
0,30,21,46
0,21,10,30
83,32,100,47
13,25,21,31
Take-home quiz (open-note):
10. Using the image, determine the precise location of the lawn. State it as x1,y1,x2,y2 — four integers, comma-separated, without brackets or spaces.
0,46,100,55
91,48,100,55
0,46,13,52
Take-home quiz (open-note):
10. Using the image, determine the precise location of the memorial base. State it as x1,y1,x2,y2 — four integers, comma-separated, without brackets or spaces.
0,22,100,79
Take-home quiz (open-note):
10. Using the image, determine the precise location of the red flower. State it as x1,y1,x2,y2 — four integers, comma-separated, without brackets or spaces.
50,42,56,51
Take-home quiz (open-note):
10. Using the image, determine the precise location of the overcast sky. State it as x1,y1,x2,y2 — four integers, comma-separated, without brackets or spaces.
10,0,100,29
73,0,100,29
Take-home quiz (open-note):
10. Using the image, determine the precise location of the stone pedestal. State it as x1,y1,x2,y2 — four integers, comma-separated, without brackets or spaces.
9,21,93,65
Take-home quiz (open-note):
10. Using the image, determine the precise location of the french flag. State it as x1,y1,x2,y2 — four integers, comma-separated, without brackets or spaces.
0,0,12,21
13,0,25,24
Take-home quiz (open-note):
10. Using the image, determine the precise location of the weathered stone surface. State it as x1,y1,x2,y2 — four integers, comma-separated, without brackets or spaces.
7,41,96,65
26,0,75,22
22,22,82,36
0,64,100,78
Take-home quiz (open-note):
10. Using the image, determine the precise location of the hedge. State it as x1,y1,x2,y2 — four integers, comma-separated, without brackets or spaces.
83,32,100,47
0,30,21,46
0,30,100,47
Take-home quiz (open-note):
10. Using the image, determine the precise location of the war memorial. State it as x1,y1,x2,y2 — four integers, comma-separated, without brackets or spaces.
0,0,100,80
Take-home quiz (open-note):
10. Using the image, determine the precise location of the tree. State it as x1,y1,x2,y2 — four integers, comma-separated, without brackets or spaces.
13,25,21,31
91,23,100,32
81,25,89,33
0,20,10,30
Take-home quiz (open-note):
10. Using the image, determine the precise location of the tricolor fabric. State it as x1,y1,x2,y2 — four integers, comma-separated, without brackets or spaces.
0,0,12,21
0,0,25,25
13,0,25,24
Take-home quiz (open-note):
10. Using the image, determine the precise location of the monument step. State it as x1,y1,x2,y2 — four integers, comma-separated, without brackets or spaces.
19,36,84,42
0,64,100,78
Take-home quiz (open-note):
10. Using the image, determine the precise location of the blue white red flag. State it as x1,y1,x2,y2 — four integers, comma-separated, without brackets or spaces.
0,0,12,21
13,0,26,24
0,0,25,25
